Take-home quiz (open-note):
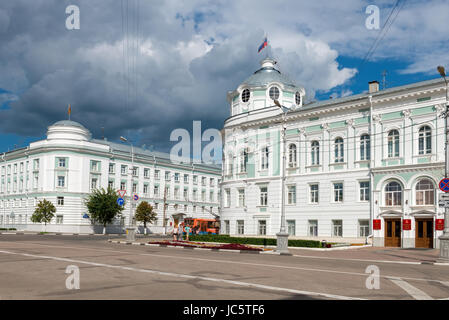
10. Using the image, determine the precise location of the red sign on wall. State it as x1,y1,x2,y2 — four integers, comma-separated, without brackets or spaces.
436,219,445,231
403,219,412,230
373,219,381,230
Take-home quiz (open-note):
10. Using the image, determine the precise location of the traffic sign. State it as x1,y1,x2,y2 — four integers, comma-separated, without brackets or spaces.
133,194,139,201
439,200,449,208
439,178,449,192
82,213,89,219
117,190,126,198
117,198,124,206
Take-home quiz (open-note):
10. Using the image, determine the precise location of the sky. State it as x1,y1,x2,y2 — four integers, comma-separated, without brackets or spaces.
0,0,448,158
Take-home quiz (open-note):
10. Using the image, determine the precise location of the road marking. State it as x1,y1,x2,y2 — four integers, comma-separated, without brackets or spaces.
389,278,434,300
0,249,363,300
292,254,424,266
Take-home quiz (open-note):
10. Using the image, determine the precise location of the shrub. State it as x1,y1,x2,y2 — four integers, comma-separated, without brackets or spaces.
189,234,322,248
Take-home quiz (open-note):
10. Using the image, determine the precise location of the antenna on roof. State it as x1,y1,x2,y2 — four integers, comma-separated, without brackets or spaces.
382,70,387,90
101,127,105,140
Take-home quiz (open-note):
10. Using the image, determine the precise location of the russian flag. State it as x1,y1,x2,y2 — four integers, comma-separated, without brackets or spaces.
258,37,268,53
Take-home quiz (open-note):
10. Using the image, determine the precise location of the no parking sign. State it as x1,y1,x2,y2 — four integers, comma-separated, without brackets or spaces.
439,178,449,193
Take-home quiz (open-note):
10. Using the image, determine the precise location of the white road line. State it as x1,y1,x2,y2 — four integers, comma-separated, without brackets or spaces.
292,254,423,266
3,241,446,285
0,249,363,300
389,278,434,300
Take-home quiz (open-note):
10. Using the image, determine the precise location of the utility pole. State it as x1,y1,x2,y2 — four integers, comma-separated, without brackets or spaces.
381,70,387,90
120,136,136,241
437,66,449,260
162,185,167,235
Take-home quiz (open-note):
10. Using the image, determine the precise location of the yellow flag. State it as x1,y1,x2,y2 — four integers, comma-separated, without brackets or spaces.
68,104,71,116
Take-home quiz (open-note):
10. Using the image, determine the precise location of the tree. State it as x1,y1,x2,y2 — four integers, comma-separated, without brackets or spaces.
85,187,124,234
31,199,56,231
135,201,157,235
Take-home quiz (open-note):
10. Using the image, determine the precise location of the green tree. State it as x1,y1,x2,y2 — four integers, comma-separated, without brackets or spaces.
85,187,124,234
31,199,56,231
135,201,157,235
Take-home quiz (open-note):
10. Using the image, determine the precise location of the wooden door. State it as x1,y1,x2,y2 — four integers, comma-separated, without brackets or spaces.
385,219,401,247
415,219,433,248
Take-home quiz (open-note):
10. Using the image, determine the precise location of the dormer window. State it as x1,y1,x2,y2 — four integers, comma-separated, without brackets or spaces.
241,89,250,103
295,92,301,105
269,86,280,100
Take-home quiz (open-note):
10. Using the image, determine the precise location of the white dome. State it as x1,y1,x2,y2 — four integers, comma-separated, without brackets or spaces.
47,120,91,141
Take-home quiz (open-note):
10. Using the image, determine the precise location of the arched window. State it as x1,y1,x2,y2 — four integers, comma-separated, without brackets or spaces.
311,141,320,165
385,181,402,206
261,147,269,170
288,144,297,167
388,130,400,158
334,137,344,163
295,92,301,105
240,149,248,173
241,89,250,103
360,134,370,160
416,178,434,205
418,126,432,155
269,86,280,100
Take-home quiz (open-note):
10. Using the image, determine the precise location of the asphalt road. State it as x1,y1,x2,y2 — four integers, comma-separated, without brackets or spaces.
0,234,448,300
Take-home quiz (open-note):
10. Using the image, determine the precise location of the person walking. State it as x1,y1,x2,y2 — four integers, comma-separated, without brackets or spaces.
177,222,184,241
173,223,178,241
184,224,191,241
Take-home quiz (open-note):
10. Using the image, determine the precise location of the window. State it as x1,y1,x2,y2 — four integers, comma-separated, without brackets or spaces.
132,167,138,176
241,89,250,102
201,177,206,186
416,178,434,205
269,86,280,100
58,158,66,168
91,178,98,190
238,188,245,207
174,173,180,182
165,186,170,198
237,220,245,235
209,191,214,202
223,220,230,235
333,183,343,202
360,181,370,201
240,149,248,173
288,144,297,167
334,137,344,163
388,130,400,158
360,134,370,160
287,220,296,236
311,141,320,165
175,188,180,199
154,185,159,197
56,215,63,224
258,220,266,235
225,189,231,207
109,163,115,174
34,159,39,170
193,189,197,200
91,161,100,172
193,175,198,184
201,190,206,201
154,170,160,180
332,220,343,237
184,174,189,183
261,147,269,170
108,180,114,189
295,92,301,105
260,187,268,206
287,185,296,205
385,181,402,206
310,184,319,203
57,197,64,206
359,220,370,237
418,126,432,155
210,178,214,186
120,182,126,190
58,176,65,188
121,165,127,175
308,220,318,236
183,189,188,200
165,171,171,181
132,183,137,193
144,168,149,178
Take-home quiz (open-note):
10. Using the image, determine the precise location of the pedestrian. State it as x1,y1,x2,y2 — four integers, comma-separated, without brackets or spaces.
178,222,184,241
184,224,191,241
173,223,178,241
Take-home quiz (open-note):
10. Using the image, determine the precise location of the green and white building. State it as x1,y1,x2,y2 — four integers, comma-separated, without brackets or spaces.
221,57,446,248
0,120,221,233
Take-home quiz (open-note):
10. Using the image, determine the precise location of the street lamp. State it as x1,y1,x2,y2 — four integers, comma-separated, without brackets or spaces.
120,136,136,241
273,99,290,255
437,66,449,260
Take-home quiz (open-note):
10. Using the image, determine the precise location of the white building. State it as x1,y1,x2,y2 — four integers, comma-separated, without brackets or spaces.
0,120,221,233
220,57,446,248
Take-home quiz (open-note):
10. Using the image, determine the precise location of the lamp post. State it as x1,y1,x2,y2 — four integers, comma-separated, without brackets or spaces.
437,66,449,259
273,99,290,254
120,136,136,241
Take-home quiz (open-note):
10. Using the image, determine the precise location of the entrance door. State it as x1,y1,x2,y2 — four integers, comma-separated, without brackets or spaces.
415,218,433,248
385,218,401,247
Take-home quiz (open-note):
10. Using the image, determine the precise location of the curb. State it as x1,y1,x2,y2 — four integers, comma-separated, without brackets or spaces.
108,239,271,255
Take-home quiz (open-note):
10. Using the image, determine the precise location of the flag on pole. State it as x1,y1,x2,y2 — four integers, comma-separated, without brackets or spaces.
68,104,71,120
258,37,268,53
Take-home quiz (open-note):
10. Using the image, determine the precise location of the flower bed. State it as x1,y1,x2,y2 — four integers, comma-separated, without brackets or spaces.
149,240,262,251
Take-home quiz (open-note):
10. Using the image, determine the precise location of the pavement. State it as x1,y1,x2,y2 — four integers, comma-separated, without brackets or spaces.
0,234,448,300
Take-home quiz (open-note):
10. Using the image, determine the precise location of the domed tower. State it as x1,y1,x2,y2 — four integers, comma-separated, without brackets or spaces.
226,57,305,116
46,120,92,141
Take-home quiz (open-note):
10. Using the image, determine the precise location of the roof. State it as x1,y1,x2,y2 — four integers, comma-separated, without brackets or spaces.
242,67,298,88
50,120,87,130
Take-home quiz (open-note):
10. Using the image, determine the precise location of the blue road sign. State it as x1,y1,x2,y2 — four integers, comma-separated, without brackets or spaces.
117,198,125,206
439,178,449,192
82,213,89,219
133,194,139,201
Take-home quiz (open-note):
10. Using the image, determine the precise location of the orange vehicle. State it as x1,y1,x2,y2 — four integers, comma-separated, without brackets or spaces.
183,218,220,235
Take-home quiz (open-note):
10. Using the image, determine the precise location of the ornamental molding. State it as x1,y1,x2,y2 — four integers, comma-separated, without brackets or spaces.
346,119,354,127
401,109,411,118
372,114,382,123
321,123,329,131
435,103,446,115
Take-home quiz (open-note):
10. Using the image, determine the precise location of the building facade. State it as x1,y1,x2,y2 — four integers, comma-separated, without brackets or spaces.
0,120,221,233
220,57,446,248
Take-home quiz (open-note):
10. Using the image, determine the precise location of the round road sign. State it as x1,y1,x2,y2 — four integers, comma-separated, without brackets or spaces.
439,178,449,193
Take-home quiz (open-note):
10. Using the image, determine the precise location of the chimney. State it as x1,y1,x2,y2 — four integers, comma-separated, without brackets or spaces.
368,81,379,93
